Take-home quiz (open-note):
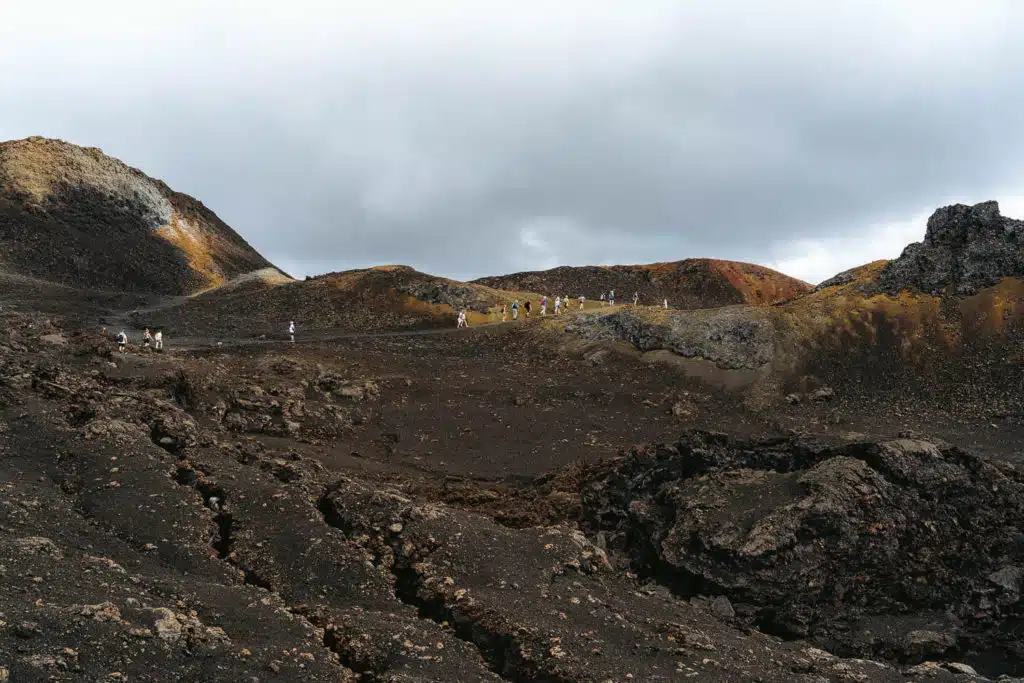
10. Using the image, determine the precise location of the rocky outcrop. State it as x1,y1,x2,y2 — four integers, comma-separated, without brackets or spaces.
567,431,1024,676
394,279,493,313
878,200,1024,295
564,307,775,369
813,267,859,291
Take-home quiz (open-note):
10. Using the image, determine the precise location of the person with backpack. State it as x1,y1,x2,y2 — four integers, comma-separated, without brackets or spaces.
143,328,153,348
609,290,615,306
511,300,519,320
554,296,562,314
540,295,547,316
153,330,163,350
501,304,508,322
116,330,128,353
456,310,468,328
524,300,532,318
579,295,585,310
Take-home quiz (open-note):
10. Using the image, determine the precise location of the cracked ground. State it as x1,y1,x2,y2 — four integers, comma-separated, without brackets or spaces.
0,309,1019,682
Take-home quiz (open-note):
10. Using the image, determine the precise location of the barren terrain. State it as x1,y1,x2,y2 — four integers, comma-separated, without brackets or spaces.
0,139,1022,681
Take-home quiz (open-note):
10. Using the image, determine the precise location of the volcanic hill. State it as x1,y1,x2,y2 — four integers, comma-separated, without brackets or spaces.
133,265,547,337
473,258,812,308
559,200,1024,428
0,136,284,294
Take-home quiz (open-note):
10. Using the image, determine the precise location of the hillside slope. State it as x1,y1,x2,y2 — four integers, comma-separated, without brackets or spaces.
559,201,1024,414
474,258,811,308
0,136,284,294
133,265,545,336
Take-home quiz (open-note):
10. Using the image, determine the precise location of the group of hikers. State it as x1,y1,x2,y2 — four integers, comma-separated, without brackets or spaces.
110,294,671,342
453,289,670,327
113,327,164,353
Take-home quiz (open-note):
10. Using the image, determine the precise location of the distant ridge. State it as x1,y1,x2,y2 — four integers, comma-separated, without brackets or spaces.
474,258,811,308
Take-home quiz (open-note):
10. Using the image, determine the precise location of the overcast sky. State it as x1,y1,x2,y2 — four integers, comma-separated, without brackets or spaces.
3,1,1024,285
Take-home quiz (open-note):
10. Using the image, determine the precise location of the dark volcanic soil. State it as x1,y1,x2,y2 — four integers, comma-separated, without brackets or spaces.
0,291,1021,680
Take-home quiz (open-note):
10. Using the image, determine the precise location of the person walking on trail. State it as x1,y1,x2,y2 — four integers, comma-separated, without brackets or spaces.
153,330,163,351
511,299,519,320
554,296,562,314
664,298,669,309
116,330,128,353
501,304,508,322
524,300,532,318
609,290,615,306
578,295,585,310
288,321,296,343
600,292,606,305
633,291,639,306
143,328,153,348
540,295,547,316
456,310,468,328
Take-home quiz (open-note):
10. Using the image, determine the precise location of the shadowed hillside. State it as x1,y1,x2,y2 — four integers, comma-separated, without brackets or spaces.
0,136,284,294
133,265,546,336
473,258,811,308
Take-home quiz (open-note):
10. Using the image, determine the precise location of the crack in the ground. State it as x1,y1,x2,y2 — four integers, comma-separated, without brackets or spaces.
165,462,347,673
316,487,575,683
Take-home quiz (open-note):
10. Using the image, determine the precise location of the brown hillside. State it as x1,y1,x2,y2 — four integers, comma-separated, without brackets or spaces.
559,201,1024,418
473,258,811,308
134,265,545,336
561,260,1024,425
0,136,284,294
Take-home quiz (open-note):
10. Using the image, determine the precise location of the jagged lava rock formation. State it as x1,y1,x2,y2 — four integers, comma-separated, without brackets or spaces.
474,259,811,308
0,136,283,294
564,432,1024,674
879,200,1024,295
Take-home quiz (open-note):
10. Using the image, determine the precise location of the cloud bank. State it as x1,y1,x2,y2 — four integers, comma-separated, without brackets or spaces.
2,1,1023,284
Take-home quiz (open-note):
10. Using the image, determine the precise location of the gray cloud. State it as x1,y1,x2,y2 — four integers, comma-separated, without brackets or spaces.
3,1,1024,284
